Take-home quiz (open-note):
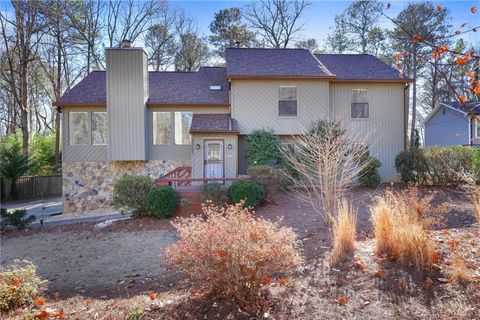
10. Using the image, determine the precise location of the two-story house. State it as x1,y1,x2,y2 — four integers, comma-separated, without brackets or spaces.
55,43,410,213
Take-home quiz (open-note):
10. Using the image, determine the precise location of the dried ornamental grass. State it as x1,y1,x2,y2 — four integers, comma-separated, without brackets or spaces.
371,197,394,255
393,225,435,272
166,201,303,304
331,199,357,266
450,259,473,284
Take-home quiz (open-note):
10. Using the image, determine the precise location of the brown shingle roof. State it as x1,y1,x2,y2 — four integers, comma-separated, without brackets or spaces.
54,67,229,107
190,114,239,133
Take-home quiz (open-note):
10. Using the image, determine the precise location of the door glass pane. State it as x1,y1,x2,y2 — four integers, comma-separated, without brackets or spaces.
174,112,193,145
153,112,171,145
92,112,107,145
208,143,221,161
69,112,89,145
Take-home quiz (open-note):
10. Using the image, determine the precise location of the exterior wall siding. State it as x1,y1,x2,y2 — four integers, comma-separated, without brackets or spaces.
231,79,329,134
106,48,148,160
424,107,469,146
191,133,238,180
62,107,108,161
329,82,405,182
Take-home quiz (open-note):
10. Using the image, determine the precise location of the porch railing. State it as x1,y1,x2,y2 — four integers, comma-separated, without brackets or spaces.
155,176,250,188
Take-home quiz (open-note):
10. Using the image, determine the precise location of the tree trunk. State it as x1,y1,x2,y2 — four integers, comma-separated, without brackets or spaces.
54,31,62,167
409,54,417,149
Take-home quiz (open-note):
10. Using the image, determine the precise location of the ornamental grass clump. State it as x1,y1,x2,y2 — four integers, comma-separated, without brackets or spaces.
166,201,303,305
331,199,357,266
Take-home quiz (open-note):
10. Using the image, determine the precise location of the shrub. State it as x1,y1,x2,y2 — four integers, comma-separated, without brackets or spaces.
166,202,303,305
331,199,357,266
112,175,153,216
0,136,29,200
358,151,382,188
228,180,264,208
472,148,480,180
0,260,47,311
394,148,428,184
201,182,225,204
370,188,442,272
146,186,179,218
1,208,35,230
247,165,286,203
245,128,282,166
424,146,473,186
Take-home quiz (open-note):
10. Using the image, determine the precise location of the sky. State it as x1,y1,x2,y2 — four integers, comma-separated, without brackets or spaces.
173,0,480,48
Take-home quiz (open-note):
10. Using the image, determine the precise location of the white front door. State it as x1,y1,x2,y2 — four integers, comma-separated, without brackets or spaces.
204,140,224,179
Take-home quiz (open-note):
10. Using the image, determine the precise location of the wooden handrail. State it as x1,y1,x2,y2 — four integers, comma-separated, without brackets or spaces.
155,176,250,187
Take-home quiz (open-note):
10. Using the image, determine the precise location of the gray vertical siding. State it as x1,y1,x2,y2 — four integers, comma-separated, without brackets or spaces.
231,79,329,134
424,107,469,146
62,107,108,161
329,82,405,182
106,48,148,160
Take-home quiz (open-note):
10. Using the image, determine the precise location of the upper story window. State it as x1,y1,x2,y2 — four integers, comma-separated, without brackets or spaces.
351,89,369,118
69,112,89,145
279,86,297,117
92,112,107,145
174,112,193,145
69,111,108,146
153,112,171,145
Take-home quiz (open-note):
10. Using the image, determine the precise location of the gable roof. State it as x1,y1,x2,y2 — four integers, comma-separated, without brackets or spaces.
54,67,229,107
225,48,334,78
423,101,480,125
315,54,409,81
190,114,239,133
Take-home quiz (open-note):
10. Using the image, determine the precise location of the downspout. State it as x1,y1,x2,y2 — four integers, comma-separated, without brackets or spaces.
404,83,410,150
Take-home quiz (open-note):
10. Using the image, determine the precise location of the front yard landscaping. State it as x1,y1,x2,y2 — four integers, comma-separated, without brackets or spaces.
1,186,479,319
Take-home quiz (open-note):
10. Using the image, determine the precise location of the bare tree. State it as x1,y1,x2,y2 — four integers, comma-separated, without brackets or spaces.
244,0,310,48
282,120,372,229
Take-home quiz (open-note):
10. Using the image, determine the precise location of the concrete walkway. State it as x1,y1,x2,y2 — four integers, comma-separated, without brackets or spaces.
1,197,131,228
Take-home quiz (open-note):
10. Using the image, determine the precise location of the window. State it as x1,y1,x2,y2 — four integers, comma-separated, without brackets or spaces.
92,112,107,145
174,112,193,145
351,89,369,118
69,112,89,145
279,86,297,117
475,118,480,138
153,112,172,145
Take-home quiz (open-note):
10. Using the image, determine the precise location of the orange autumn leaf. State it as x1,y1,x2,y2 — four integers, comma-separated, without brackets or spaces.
36,310,50,320
467,72,476,78
55,310,66,319
456,57,468,65
338,296,349,305
149,290,158,300
431,50,438,59
84,299,93,306
395,53,402,60
412,34,422,42
431,252,441,263
34,297,46,306
398,281,407,290
278,278,287,286
439,45,448,54
473,85,480,95
216,249,228,257
261,275,272,285
375,269,386,278
448,239,460,247
11,278,21,288
472,6,477,14
465,51,473,57
436,5,441,11
459,96,468,105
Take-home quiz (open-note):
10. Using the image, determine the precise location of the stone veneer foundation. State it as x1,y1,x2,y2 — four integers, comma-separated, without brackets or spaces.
62,160,190,213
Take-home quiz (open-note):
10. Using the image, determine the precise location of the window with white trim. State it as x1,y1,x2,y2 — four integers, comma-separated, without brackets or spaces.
351,89,369,118
279,86,297,117
69,112,89,145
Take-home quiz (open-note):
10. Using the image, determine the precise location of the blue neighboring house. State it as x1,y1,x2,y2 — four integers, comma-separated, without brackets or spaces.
424,100,480,147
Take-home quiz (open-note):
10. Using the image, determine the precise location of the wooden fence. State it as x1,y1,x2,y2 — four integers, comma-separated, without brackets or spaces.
1,175,62,202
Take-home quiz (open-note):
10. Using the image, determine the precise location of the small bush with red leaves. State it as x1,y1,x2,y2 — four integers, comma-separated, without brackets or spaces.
166,201,303,304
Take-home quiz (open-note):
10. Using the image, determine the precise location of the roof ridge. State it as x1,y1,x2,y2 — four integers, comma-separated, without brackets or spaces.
226,47,309,51
309,51,335,77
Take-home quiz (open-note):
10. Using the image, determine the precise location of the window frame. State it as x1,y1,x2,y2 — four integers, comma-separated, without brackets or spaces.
278,85,298,118
174,111,193,145
69,111,90,146
350,89,369,120
152,111,173,145
91,111,108,145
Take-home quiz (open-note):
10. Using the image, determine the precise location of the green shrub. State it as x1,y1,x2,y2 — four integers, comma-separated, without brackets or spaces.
358,151,382,188
228,180,264,208
0,260,48,311
146,186,179,218
201,182,226,204
112,175,153,216
1,208,35,230
245,128,282,166
395,146,473,186
424,146,473,186
472,148,480,180
247,165,286,202
395,148,428,184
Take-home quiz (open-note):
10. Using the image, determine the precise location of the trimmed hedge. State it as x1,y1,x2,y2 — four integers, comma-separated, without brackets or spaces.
146,186,179,218
112,175,153,216
228,180,264,208
395,146,473,186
